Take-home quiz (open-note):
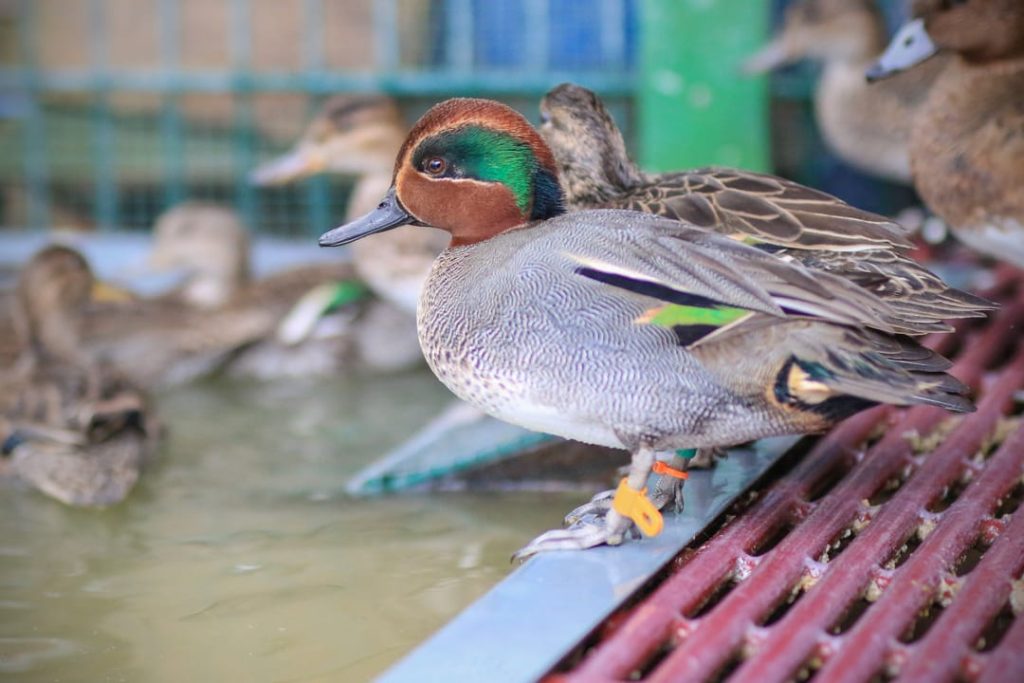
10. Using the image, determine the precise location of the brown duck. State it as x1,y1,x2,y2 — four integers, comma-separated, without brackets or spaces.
868,0,1024,269
744,0,946,184
1,246,160,506
538,82,993,333
250,94,448,313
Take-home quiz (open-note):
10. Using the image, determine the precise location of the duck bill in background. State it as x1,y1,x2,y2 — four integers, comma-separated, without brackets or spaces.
318,188,414,247
741,36,794,75
866,19,939,81
248,146,327,186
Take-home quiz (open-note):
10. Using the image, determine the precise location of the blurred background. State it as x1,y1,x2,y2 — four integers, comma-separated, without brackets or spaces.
0,0,915,240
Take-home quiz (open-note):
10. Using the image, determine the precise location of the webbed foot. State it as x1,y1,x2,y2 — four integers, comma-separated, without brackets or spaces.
513,508,636,562
563,488,614,526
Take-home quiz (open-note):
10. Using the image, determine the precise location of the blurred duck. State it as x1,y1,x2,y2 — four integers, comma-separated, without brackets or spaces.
318,97,980,555
250,94,447,313
744,0,946,184
0,246,159,506
117,202,422,381
868,0,1024,269
538,83,992,335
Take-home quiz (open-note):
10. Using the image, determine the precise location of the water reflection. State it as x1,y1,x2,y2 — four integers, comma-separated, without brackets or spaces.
0,371,588,681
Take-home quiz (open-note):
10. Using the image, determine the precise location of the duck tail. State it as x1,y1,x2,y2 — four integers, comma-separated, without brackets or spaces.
775,328,975,419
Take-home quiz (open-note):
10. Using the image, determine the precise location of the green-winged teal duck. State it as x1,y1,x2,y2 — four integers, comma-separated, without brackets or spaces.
318,98,982,556
1,246,159,506
868,0,1024,269
744,0,946,184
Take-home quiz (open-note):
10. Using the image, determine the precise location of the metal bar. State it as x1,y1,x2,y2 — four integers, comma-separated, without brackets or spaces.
978,594,1024,683
641,318,1005,683
230,0,257,229
598,0,627,68
303,0,330,237
523,0,549,70
0,69,637,96
16,0,50,229
159,0,185,209
89,0,117,230
811,342,1024,683
898,424,1024,681
301,0,325,71
373,0,400,71
445,0,475,71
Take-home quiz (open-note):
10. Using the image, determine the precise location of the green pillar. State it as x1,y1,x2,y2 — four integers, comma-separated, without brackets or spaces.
639,0,770,173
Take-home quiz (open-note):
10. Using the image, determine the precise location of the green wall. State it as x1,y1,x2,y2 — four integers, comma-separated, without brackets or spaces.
639,0,770,173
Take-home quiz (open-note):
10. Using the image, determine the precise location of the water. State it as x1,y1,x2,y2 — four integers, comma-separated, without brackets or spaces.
0,371,589,682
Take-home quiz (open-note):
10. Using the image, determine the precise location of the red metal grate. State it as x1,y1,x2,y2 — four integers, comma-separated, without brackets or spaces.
545,271,1024,683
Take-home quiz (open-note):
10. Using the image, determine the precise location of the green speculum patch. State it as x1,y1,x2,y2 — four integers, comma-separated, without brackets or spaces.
647,304,749,328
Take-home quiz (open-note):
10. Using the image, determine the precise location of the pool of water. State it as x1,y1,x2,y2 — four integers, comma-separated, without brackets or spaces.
0,370,590,682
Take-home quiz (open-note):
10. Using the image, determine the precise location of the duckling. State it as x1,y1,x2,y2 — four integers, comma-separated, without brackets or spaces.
129,202,421,380
744,0,946,184
539,83,992,335
1,246,159,506
868,0,1024,269
250,94,448,313
318,97,980,556
68,204,338,385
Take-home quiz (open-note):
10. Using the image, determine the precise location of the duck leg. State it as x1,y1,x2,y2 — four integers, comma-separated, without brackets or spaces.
690,446,724,469
513,444,659,561
564,446,702,525
649,451,692,512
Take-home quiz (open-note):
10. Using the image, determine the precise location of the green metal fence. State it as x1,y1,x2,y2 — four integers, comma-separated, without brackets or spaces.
0,0,645,236
0,1,789,238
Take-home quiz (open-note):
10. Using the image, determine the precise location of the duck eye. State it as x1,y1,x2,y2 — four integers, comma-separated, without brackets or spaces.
424,157,446,176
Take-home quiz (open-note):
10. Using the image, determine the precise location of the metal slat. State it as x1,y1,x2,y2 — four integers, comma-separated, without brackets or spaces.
737,333,1024,683
892,425,1024,681
229,0,257,230
89,0,117,231
444,0,475,71
159,0,185,210
598,0,627,68
15,0,50,229
373,0,400,71
302,0,330,238
523,0,550,71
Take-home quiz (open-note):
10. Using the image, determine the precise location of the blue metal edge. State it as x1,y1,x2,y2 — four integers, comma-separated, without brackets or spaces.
377,435,801,683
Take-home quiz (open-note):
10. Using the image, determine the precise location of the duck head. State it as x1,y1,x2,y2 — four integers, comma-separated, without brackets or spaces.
147,202,251,309
744,0,886,73
539,83,645,205
250,95,406,184
318,98,565,248
868,0,1024,80
13,246,96,364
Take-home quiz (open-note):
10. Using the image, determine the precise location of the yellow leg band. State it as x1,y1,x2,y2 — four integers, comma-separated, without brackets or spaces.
611,478,664,537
